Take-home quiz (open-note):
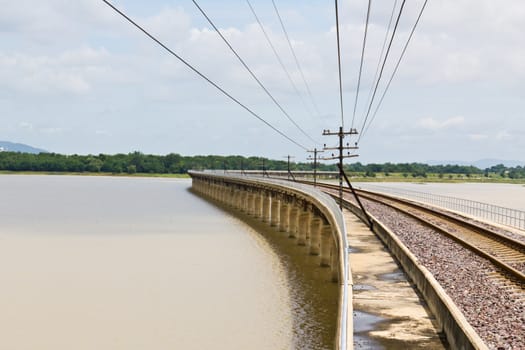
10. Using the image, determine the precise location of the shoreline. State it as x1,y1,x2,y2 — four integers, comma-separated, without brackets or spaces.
1,171,524,185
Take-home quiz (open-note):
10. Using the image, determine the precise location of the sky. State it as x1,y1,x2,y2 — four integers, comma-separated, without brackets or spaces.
1,0,524,164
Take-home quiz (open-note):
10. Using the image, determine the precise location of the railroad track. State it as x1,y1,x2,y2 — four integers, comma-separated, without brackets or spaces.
298,180,525,286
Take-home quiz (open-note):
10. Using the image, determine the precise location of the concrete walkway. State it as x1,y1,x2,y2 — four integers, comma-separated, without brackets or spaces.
345,210,448,349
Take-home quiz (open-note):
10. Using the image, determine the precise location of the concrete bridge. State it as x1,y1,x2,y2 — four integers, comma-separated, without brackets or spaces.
188,171,488,350
189,171,352,350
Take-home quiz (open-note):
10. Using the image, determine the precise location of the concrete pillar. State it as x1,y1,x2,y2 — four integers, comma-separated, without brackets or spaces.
279,203,290,232
288,206,299,238
241,190,249,212
237,190,244,210
254,192,263,218
262,194,271,223
309,217,322,255
217,185,228,204
228,187,236,208
331,244,339,283
298,210,310,246
212,184,218,199
235,190,242,210
320,225,333,267
225,187,232,205
270,197,280,227
219,185,225,202
246,192,253,215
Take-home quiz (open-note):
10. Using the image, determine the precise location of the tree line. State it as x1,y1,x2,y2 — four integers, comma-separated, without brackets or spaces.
0,151,523,178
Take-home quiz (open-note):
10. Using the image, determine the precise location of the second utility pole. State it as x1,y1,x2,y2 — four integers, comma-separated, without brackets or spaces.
307,148,324,187
283,155,295,180
322,126,358,209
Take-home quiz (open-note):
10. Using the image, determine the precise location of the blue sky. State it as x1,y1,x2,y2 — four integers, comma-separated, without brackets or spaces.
1,0,524,163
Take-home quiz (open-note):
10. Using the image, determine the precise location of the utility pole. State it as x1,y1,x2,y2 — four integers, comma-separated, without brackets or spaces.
338,163,373,229
283,155,295,180
261,158,269,177
307,148,324,187
322,126,359,209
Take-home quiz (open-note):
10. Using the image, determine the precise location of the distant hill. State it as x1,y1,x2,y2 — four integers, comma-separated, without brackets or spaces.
0,141,47,154
427,159,524,169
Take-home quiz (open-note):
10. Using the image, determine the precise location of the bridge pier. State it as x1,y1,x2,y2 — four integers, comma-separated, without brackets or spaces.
288,206,299,238
220,185,225,201
279,202,290,232
234,188,245,211
330,244,339,283
320,225,332,267
309,216,322,255
271,197,280,227
262,193,271,223
254,192,263,218
298,210,310,246
247,192,255,216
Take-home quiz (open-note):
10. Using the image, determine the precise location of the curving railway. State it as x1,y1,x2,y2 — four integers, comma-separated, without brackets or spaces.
298,179,525,349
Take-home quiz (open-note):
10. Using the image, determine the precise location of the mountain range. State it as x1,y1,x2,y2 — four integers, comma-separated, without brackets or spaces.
0,141,47,154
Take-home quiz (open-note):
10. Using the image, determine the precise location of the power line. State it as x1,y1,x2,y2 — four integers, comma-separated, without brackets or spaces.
362,0,398,125
361,0,429,139
102,0,308,151
334,0,345,128
358,0,406,143
350,0,373,131
191,0,319,145
271,0,321,117
245,0,316,119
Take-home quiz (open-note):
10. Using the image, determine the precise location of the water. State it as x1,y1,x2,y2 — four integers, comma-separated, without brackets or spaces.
0,175,337,349
356,182,525,211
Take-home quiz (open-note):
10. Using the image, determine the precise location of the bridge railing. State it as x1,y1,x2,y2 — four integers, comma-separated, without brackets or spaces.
357,184,525,231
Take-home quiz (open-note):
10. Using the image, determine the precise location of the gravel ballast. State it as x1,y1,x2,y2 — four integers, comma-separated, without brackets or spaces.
361,199,525,350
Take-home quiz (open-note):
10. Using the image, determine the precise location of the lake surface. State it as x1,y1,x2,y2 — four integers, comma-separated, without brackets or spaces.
356,182,525,212
0,175,337,349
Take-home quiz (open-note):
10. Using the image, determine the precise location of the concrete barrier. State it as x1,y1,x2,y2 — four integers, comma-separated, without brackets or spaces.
188,171,352,350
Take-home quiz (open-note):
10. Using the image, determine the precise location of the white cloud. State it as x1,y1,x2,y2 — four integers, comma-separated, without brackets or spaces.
496,130,512,141
18,122,33,130
468,134,489,141
416,116,465,131
95,130,112,136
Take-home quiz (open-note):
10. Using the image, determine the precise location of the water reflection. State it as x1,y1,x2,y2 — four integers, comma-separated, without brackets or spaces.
194,190,339,350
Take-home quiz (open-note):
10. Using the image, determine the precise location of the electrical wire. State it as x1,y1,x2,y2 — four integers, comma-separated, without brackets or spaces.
351,0,372,131
102,0,309,151
245,0,316,119
361,0,428,139
334,0,345,128
362,0,398,125
357,0,406,142
191,0,318,145
271,0,321,117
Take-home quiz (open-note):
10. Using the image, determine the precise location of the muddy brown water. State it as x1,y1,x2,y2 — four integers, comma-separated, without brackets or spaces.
0,175,337,349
